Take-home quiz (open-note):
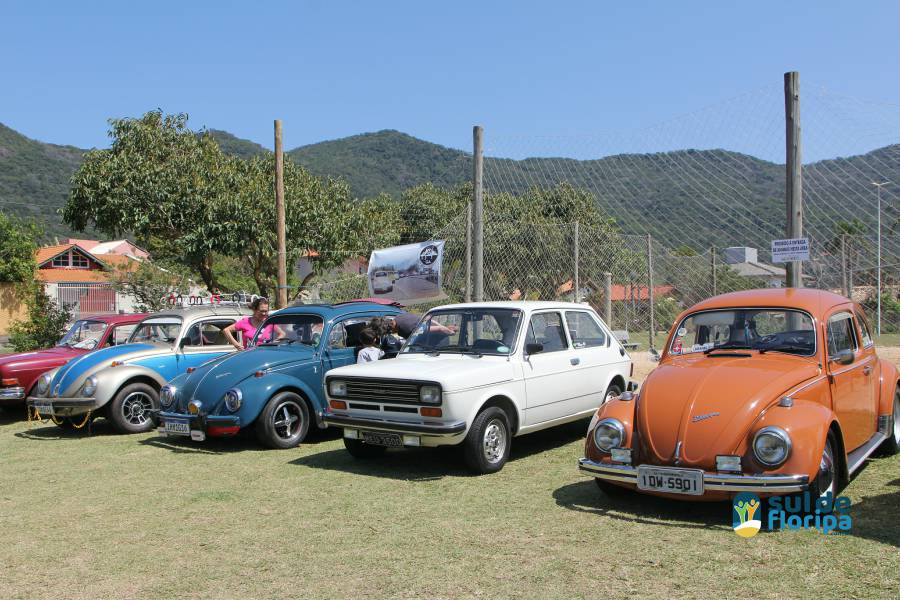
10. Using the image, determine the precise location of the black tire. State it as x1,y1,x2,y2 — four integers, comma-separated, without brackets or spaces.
108,382,159,434
878,389,900,456
254,391,310,449
809,431,841,501
594,477,628,496
603,382,623,404
343,437,388,458
463,406,511,474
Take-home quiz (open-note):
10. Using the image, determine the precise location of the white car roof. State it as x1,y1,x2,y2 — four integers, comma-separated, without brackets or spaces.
427,300,595,312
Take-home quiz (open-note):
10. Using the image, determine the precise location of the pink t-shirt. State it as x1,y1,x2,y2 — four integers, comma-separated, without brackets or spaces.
234,317,275,348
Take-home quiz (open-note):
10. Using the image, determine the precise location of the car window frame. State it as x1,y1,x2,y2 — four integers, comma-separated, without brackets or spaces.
563,310,609,349
854,311,874,348
525,310,571,354
826,311,859,358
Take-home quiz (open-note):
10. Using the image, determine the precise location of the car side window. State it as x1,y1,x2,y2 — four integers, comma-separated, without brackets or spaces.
855,312,874,348
826,312,857,357
201,320,235,346
565,311,607,348
328,323,348,348
527,312,569,353
111,324,137,346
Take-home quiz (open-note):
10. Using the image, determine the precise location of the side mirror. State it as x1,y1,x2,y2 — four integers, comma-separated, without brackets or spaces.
525,343,544,355
179,338,188,349
649,348,661,362
831,349,854,366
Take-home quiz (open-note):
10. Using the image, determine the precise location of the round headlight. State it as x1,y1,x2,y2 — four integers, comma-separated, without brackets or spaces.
593,418,625,452
37,374,51,395
329,380,347,397
160,385,176,408
419,385,441,405
81,376,98,397
753,426,791,467
223,388,242,412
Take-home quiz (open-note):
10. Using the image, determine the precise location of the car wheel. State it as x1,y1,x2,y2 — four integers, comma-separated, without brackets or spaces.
879,389,900,456
463,406,511,474
254,392,310,449
603,382,623,404
810,431,840,500
343,437,387,458
109,383,159,434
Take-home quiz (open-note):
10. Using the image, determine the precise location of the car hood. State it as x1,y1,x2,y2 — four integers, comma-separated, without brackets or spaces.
175,345,316,406
328,354,518,393
637,353,820,466
50,343,163,396
0,346,86,374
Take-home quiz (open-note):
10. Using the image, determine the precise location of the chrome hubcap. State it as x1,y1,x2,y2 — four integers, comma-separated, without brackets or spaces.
482,419,506,464
604,389,619,403
272,401,302,440
817,441,835,498
122,392,153,426
893,395,900,443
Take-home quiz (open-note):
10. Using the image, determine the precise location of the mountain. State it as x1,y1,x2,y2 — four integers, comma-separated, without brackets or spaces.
207,129,268,159
288,130,472,198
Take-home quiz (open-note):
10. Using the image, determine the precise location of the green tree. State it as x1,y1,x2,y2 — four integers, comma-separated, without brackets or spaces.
111,260,189,313
64,111,236,290
8,284,72,352
0,211,40,283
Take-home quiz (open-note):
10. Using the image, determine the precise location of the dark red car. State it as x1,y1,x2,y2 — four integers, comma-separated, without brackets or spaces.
0,313,147,407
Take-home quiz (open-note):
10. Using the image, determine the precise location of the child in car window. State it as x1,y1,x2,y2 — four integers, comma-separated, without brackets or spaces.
357,328,384,364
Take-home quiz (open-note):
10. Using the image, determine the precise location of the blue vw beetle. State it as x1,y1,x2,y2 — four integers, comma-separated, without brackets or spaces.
26,306,250,433
157,301,404,448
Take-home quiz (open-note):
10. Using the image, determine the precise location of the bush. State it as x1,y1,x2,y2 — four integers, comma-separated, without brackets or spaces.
8,284,72,352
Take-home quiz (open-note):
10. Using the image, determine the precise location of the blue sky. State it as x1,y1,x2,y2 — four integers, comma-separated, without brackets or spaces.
3,0,900,159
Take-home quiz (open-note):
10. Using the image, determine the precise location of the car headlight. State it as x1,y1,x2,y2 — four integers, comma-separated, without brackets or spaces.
753,426,791,467
593,418,626,452
37,374,52,396
329,380,347,397
223,388,242,412
419,385,441,404
81,376,98,397
160,385,176,408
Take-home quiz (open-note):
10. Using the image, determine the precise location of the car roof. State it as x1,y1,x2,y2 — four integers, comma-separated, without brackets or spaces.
144,306,252,320
275,301,404,319
687,288,852,317
79,313,149,324
428,300,595,312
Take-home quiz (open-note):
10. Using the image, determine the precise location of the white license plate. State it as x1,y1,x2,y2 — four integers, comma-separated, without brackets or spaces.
361,431,403,447
164,419,190,436
34,402,54,416
637,466,704,495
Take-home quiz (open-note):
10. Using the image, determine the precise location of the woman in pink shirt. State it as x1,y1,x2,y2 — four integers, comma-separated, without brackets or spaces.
223,297,277,350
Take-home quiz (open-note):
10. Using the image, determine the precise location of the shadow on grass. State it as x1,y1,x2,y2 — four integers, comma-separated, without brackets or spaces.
553,479,735,531
138,423,344,455
290,418,591,481
13,417,120,440
0,405,28,425
842,475,900,548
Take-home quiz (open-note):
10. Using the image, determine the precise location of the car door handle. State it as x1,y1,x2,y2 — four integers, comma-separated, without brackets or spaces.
863,365,873,375
570,357,580,365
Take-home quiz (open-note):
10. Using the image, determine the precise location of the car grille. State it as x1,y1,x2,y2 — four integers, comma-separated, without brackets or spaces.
344,379,425,405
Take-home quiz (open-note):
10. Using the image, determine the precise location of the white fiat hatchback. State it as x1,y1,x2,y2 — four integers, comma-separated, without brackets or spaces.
323,301,634,473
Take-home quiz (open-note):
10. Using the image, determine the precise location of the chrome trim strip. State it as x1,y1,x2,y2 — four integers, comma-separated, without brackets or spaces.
0,387,25,399
846,432,887,475
577,459,809,493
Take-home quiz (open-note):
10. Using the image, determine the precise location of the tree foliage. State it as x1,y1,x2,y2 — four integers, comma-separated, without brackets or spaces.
111,260,189,313
8,284,72,352
0,211,40,283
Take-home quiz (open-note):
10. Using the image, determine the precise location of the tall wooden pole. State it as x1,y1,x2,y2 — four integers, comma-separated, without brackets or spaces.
784,71,803,288
473,125,484,302
647,234,655,349
274,120,288,308
573,221,580,303
465,201,472,303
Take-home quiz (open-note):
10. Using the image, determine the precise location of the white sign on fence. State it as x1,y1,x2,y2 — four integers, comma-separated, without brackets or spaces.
771,237,810,263
367,240,446,304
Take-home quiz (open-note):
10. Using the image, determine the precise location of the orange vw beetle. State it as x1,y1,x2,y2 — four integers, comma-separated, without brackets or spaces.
579,288,899,500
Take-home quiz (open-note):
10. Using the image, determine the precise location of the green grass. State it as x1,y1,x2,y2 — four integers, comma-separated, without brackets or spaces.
875,333,900,347
0,412,897,598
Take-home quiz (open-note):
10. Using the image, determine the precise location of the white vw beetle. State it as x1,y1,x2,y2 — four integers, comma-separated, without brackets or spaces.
323,301,634,473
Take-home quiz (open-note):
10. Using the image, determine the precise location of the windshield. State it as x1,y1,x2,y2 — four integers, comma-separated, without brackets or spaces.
128,317,183,345
253,313,325,347
58,320,108,349
671,308,815,356
402,308,522,355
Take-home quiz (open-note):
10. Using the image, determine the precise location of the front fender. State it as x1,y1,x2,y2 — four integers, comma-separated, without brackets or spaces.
234,372,325,426
877,359,899,417
585,398,637,461
92,365,167,407
749,400,838,482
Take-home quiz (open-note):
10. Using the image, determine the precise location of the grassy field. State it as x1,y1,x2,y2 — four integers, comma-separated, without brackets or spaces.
0,408,897,598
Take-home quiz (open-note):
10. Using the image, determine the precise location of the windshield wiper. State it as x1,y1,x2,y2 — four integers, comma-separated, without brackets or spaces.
758,344,810,355
405,343,436,354
704,343,752,354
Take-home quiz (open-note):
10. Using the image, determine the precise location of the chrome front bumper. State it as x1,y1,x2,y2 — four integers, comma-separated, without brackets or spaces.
26,397,98,415
578,458,809,493
323,412,467,437
0,386,25,400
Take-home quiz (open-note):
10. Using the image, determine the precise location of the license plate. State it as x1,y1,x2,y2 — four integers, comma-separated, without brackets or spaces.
361,431,403,447
637,466,704,495
33,401,54,416
164,419,190,436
